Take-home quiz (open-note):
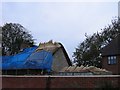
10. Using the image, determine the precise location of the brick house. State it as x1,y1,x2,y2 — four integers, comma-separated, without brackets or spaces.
101,34,120,75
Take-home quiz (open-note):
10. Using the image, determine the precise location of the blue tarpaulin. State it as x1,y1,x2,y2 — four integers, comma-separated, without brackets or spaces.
0,46,53,71
24,51,53,71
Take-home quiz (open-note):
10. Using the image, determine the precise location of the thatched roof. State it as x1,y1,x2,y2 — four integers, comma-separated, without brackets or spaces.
60,65,112,75
36,40,72,66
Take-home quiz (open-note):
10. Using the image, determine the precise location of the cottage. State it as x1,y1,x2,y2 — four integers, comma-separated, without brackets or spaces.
1,40,72,75
101,34,120,75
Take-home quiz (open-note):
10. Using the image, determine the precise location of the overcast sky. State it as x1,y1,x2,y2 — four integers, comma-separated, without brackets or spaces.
1,0,119,60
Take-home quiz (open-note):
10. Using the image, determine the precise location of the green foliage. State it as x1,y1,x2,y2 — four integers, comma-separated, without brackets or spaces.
73,17,120,67
2,23,35,55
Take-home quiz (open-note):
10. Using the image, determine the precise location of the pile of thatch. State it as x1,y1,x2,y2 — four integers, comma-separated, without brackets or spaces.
60,65,112,75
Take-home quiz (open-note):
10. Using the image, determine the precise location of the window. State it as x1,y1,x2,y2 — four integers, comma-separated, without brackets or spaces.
108,56,117,65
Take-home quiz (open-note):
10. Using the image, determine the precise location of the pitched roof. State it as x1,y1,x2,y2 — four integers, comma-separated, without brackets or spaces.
1,40,72,70
36,40,61,53
1,47,53,70
36,40,72,66
101,34,120,56
58,43,72,66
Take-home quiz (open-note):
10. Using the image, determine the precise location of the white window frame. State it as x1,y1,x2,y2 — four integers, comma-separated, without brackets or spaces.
108,56,117,65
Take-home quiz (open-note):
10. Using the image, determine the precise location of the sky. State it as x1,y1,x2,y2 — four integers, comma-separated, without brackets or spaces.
1,0,119,60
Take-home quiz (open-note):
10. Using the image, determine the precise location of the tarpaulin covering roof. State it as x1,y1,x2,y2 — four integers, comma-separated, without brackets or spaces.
36,40,72,66
0,46,53,71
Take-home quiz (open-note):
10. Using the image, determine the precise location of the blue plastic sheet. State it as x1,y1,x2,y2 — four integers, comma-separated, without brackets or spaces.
1,46,53,71
24,50,53,71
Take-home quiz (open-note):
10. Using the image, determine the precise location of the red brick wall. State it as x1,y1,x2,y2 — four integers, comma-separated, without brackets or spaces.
102,56,120,75
1,75,120,89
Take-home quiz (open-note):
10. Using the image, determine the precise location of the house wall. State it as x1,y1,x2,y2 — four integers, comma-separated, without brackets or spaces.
102,55,120,75
1,75,120,89
52,48,69,72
